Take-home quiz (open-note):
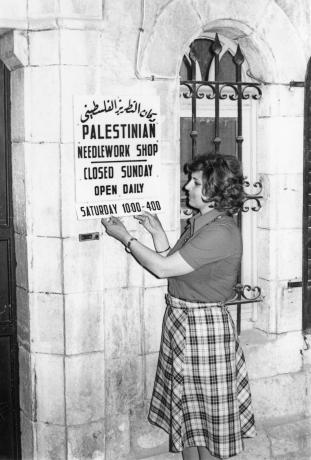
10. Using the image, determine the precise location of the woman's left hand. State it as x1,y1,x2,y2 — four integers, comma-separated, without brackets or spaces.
101,217,130,244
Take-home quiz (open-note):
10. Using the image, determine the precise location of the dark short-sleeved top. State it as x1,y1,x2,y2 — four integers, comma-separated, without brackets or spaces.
168,209,242,302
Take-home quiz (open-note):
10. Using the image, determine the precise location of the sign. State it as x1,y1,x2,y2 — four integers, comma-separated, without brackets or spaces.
74,87,162,219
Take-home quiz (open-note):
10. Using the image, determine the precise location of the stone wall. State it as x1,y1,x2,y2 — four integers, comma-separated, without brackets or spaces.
0,0,310,459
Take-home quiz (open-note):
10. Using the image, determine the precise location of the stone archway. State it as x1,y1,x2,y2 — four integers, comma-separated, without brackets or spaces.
137,0,306,82
137,0,307,335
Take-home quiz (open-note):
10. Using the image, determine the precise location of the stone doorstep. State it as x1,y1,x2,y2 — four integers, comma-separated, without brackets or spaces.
137,416,311,460
263,415,311,459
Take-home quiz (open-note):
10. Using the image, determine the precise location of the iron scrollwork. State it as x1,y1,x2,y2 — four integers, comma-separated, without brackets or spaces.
242,180,263,212
242,84,262,100
219,84,238,100
226,283,263,306
181,81,262,101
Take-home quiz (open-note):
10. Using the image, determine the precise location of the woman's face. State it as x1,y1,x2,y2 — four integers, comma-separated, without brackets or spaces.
184,170,213,214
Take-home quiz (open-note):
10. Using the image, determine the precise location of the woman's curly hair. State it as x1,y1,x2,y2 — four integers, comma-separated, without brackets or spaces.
185,153,245,215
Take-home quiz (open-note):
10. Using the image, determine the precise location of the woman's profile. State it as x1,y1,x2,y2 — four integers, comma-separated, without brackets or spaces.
102,153,256,459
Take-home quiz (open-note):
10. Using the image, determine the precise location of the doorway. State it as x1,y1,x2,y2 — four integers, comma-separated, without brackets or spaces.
0,59,21,460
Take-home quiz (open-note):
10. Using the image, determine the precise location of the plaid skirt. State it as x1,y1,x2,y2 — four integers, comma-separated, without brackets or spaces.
148,294,256,458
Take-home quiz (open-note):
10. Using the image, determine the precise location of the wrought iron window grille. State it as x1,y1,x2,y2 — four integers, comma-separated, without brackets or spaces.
180,34,264,333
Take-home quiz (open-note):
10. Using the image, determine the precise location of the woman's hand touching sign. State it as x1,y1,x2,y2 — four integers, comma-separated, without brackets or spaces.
134,212,164,236
101,217,131,244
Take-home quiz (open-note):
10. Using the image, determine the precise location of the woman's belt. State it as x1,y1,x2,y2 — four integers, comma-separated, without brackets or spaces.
165,293,226,309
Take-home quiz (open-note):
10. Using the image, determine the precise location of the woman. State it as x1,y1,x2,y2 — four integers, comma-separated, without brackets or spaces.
101,153,256,460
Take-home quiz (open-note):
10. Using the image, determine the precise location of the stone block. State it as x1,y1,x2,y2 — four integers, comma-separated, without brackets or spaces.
27,0,58,18
35,421,66,460
0,0,27,20
257,228,302,282
151,81,180,143
141,230,168,288
104,0,140,29
241,330,303,380
160,140,179,165
101,236,129,288
59,0,102,18
127,251,144,287
258,174,303,230
276,230,302,281
143,287,167,353
104,288,141,359
193,0,270,31
145,353,158,400
11,142,26,235
254,0,306,82
15,233,28,290
63,237,104,293
16,286,30,347
141,0,202,77
65,352,105,425
65,291,104,355
254,278,278,333
105,413,132,460
28,236,62,293
157,164,180,232
273,451,311,460
251,372,305,422
257,117,303,175
105,356,144,417
267,417,311,458
29,292,64,354
130,403,168,459
67,420,105,460
34,353,65,424
257,85,304,119
24,143,61,237
140,453,182,460
60,66,101,143
20,411,34,460
29,30,59,65
235,431,270,460
60,29,102,65
19,347,34,419
277,285,302,333
60,143,104,237
256,277,302,335
27,66,60,142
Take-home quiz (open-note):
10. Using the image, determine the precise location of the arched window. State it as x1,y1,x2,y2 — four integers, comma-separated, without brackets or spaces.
179,34,263,333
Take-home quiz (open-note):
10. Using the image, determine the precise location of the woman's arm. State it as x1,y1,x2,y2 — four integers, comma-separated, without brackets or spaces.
101,216,194,278
129,239,193,278
134,212,170,254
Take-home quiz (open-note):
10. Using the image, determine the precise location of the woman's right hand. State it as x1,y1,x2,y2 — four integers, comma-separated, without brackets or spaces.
134,212,164,236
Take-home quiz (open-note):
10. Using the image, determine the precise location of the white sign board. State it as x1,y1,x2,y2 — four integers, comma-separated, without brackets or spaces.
74,88,162,219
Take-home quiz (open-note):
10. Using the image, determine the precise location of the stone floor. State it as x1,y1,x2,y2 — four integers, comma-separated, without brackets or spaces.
139,416,311,460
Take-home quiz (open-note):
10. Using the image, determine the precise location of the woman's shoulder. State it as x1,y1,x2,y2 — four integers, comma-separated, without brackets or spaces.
196,215,242,248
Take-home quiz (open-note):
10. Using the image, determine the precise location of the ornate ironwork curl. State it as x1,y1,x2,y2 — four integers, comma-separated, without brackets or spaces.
219,84,239,100
196,83,216,100
242,180,263,212
242,84,262,100
226,283,263,305
180,82,194,99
